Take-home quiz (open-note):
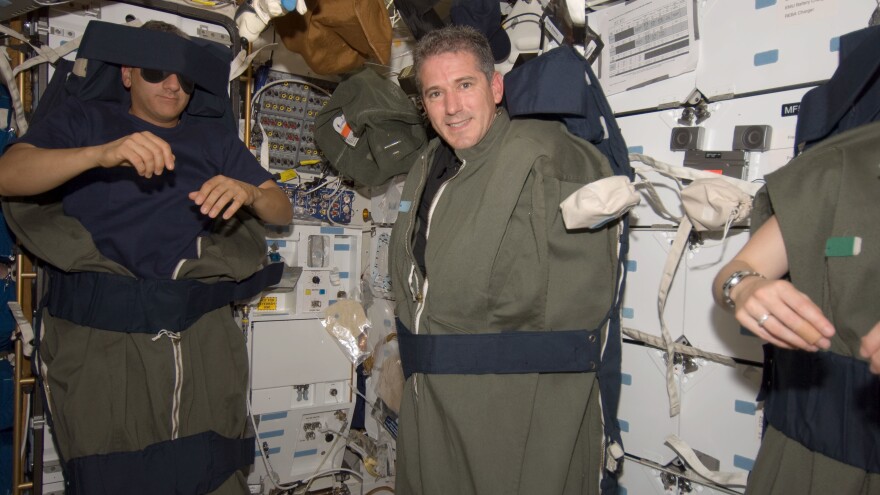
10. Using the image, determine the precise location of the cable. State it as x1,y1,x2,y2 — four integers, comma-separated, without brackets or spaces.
301,431,343,493
501,11,542,27
296,468,365,495
32,0,74,6
183,0,234,8
325,185,346,227
247,397,301,492
249,77,333,134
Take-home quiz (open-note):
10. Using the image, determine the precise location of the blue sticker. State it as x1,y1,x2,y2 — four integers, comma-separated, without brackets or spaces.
627,145,644,154
619,419,630,432
755,0,776,9
334,244,351,251
734,454,755,471
626,260,638,272
294,448,319,458
734,400,757,415
621,373,633,386
622,307,635,319
259,429,285,439
399,200,412,213
754,49,779,66
830,37,840,52
320,226,344,234
260,411,289,421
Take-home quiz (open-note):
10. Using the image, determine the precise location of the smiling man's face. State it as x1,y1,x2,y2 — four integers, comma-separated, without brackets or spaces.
419,50,503,150
122,67,192,128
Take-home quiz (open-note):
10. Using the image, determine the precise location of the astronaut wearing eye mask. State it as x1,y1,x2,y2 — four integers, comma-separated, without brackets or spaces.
0,20,291,495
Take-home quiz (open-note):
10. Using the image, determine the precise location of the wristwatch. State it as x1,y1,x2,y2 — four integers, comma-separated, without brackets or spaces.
721,270,764,309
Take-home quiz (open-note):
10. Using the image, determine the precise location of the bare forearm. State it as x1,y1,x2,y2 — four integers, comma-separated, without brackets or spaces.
712,259,755,309
250,182,292,225
0,144,101,196
712,216,790,309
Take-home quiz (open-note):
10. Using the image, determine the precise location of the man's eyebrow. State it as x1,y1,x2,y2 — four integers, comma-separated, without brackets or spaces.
423,76,478,95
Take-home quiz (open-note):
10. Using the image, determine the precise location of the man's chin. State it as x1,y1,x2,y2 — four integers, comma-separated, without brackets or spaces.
441,133,477,150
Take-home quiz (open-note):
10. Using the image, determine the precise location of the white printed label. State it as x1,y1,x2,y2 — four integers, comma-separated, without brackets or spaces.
333,113,359,147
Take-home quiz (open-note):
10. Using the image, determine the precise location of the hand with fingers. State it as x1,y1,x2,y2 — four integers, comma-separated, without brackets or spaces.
189,175,259,220
730,275,835,352
860,321,880,374
98,131,176,178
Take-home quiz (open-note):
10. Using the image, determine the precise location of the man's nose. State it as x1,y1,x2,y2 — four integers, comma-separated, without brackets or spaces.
445,92,462,115
163,74,182,91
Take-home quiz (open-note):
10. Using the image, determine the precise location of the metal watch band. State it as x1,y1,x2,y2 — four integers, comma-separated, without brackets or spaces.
722,270,764,309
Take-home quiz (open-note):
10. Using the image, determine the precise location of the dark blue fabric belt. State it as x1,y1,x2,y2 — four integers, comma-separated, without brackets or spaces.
397,320,601,378
66,431,253,495
44,263,283,333
760,345,880,473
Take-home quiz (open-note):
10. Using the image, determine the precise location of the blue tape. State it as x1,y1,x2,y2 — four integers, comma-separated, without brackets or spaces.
734,400,757,415
622,307,635,319
621,373,633,386
734,454,755,471
294,448,319,458
260,411,288,421
627,145,644,154
755,0,776,9
754,49,779,66
399,200,412,213
255,446,281,456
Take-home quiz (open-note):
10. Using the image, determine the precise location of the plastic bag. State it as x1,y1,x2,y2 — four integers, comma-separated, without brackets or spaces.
372,335,403,414
322,298,371,366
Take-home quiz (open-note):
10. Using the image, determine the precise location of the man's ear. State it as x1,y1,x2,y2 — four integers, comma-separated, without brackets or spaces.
121,66,133,89
491,71,503,105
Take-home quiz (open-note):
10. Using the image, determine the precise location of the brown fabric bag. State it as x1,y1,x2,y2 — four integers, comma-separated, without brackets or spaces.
275,0,392,75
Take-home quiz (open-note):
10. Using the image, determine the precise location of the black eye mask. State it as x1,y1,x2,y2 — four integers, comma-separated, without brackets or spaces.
140,68,195,94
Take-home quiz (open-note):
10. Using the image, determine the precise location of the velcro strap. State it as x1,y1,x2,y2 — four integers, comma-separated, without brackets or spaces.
761,346,880,473
397,320,600,378
66,431,254,495
45,263,283,333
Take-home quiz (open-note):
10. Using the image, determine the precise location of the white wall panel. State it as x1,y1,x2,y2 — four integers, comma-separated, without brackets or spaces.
679,360,763,491
619,341,681,465
596,0,876,112
697,0,876,99
682,229,763,362
623,228,686,342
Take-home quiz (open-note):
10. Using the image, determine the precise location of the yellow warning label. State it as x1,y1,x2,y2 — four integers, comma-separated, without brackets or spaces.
257,297,277,311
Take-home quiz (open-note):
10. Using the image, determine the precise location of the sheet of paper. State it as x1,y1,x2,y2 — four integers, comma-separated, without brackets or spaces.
599,0,699,96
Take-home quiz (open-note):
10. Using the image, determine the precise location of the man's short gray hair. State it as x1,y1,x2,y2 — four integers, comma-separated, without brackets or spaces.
413,25,495,95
